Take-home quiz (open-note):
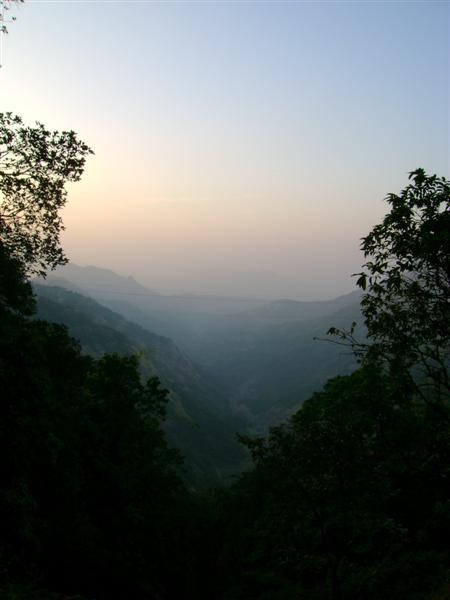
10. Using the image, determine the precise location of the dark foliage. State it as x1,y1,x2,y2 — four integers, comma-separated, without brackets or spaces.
0,113,93,275
221,367,450,599
0,245,191,599
332,169,450,406
359,169,450,405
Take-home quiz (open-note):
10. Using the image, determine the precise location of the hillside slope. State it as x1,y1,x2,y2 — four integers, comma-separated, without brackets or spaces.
34,284,248,485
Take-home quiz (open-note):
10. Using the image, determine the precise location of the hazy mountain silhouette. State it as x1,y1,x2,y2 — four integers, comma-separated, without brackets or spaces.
241,291,361,323
40,264,362,433
51,263,160,297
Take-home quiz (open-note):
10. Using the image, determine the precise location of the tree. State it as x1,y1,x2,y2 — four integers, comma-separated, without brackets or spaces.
225,364,450,600
334,169,450,405
0,112,93,276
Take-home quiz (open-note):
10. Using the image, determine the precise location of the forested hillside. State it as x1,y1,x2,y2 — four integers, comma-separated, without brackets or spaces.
34,283,249,484
1,112,449,600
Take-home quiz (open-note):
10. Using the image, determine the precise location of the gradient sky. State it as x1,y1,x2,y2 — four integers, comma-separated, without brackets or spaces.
1,0,449,299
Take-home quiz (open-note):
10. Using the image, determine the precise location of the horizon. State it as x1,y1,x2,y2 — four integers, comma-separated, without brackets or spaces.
48,260,362,303
1,1,449,299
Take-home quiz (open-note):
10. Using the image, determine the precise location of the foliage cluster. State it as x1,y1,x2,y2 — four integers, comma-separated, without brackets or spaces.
333,169,450,406
0,113,93,275
221,367,450,599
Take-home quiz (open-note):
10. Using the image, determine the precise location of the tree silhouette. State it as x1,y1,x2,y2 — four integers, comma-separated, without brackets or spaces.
0,112,93,275
357,168,450,404
330,169,450,407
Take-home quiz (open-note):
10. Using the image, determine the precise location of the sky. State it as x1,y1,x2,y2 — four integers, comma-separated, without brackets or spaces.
1,0,449,299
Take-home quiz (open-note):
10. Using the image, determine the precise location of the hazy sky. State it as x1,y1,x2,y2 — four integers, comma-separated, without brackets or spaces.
1,0,449,299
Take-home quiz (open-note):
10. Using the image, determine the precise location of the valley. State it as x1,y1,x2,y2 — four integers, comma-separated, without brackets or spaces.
36,263,362,476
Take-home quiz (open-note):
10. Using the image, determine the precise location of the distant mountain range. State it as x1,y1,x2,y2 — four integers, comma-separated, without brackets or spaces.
50,263,159,297
37,262,364,440
48,263,267,313
241,291,361,322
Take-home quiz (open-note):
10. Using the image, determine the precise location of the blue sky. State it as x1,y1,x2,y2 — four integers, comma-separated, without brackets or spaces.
1,0,449,298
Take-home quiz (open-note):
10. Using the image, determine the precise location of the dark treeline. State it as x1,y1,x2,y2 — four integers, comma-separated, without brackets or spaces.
1,113,449,599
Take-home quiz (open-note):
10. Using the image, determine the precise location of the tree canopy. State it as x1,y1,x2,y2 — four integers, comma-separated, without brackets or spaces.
330,169,450,405
358,168,450,403
0,112,93,275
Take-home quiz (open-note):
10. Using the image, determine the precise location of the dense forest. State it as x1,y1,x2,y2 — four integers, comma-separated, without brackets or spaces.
1,113,449,600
